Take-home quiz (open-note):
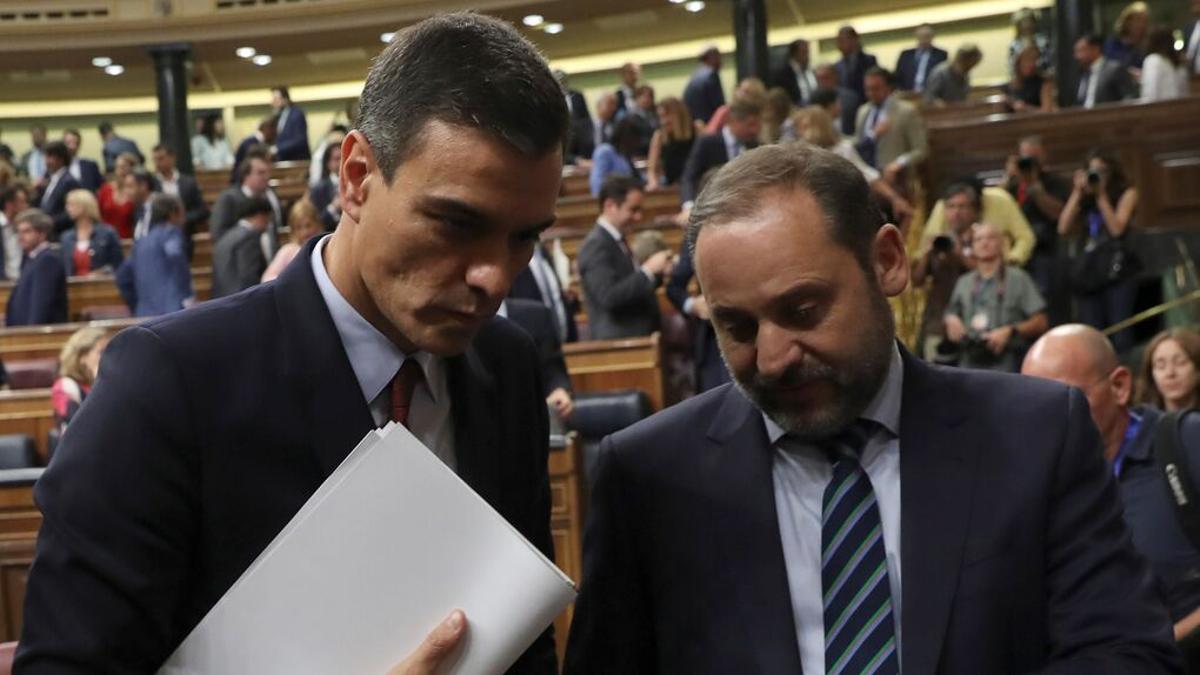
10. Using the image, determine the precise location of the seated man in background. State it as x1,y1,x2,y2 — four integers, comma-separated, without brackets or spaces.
501,297,575,424
35,141,81,235
577,175,670,340
680,98,761,205
922,43,983,106
212,196,272,298
923,177,1036,266
5,209,67,326
943,221,1048,372
116,194,194,317
1024,324,1200,668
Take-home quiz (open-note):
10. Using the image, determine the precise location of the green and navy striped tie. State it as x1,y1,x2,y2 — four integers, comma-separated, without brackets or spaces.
821,421,899,675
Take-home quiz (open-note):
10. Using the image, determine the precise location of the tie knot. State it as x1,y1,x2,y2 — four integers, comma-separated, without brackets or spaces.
821,419,879,464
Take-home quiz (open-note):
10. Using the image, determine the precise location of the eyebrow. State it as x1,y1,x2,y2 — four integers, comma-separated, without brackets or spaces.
419,196,557,238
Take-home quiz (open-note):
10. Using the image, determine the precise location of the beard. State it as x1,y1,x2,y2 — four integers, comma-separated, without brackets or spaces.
729,292,895,442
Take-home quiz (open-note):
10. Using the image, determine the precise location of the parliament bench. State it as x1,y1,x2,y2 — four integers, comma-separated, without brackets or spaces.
549,186,680,235
0,391,52,465
548,432,583,666
198,160,311,214
0,468,41,644
0,319,139,363
564,333,667,412
544,215,684,262
0,269,212,323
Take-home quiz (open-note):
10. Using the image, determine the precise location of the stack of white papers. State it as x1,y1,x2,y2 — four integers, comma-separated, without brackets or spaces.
159,423,577,675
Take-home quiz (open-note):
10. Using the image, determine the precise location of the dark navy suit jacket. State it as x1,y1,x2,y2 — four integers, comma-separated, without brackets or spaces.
274,105,311,162
17,236,558,674
680,133,735,203
665,246,727,393
565,351,1182,674
835,50,879,100
4,248,67,326
895,46,948,91
71,158,104,192
683,66,725,124
36,171,82,235
60,223,123,275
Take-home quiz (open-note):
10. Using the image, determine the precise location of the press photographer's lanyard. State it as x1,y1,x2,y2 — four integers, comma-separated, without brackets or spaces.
970,266,1007,331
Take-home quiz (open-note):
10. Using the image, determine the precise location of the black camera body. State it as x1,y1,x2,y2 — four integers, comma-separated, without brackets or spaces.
932,235,955,254
1087,169,1103,186
1017,156,1037,172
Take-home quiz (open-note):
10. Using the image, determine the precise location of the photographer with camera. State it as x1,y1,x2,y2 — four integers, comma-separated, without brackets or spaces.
912,182,979,360
1005,135,1070,324
1059,148,1140,352
944,221,1048,372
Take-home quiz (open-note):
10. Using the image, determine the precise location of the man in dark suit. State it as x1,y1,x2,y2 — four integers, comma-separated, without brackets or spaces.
772,39,817,107
34,141,81,236
577,175,671,340
503,298,574,423
834,26,878,102
680,98,762,204
564,143,1182,674
814,65,862,136
17,12,569,674
1073,33,1137,108
555,70,595,163
62,128,104,192
99,121,144,173
210,154,281,261
232,115,278,181
683,46,725,124
5,209,67,326
1024,325,1200,660
271,86,311,162
665,244,728,393
894,23,948,92
509,244,577,344
151,144,209,245
212,195,272,298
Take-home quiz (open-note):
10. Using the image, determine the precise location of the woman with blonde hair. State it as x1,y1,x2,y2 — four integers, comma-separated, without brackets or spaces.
1137,328,1200,411
792,107,912,219
97,151,140,238
1105,1,1150,69
645,97,704,189
1003,44,1055,113
51,326,109,433
262,198,325,283
61,188,123,276
704,77,768,134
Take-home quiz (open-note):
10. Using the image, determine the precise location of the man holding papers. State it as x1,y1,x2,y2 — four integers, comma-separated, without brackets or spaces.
18,13,567,674
564,144,1181,673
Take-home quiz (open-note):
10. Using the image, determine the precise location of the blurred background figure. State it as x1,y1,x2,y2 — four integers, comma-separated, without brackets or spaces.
262,198,324,283
1138,329,1200,412
51,326,109,435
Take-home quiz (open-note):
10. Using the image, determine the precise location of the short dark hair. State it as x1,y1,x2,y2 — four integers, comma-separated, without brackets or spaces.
788,39,808,57
152,143,175,155
63,128,81,141
44,141,70,164
687,142,884,270
942,182,981,210
150,193,183,224
357,12,568,184
0,185,27,211
236,151,270,184
838,26,858,38
258,114,279,132
810,88,839,109
1077,33,1104,49
865,67,896,88
238,195,274,220
98,121,113,136
597,174,641,211
14,209,53,237
127,167,157,192
272,86,291,102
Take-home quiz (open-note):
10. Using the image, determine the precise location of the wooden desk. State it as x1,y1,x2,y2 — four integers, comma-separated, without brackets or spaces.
564,333,666,411
0,469,42,643
549,433,583,666
926,96,1200,231
0,268,211,322
0,391,52,464
0,318,139,362
545,215,685,261
550,187,681,234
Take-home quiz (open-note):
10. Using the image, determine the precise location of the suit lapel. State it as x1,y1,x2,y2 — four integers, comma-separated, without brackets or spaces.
273,237,376,477
704,386,804,672
445,343,501,505
897,353,978,674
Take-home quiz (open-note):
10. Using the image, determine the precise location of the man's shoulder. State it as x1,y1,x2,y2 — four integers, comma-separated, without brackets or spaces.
608,384,737,457
136,283,279,353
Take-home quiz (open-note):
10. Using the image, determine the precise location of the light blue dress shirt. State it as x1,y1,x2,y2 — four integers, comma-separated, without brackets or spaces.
309,235,455,469
765,344,904,673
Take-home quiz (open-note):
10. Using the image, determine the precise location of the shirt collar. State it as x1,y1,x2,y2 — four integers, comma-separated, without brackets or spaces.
764,342,905,445
596,216,623,243
1091,58,1105,74
309,235,442,406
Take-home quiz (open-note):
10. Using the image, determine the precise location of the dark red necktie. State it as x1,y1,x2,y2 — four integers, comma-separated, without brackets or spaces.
389,360,423,428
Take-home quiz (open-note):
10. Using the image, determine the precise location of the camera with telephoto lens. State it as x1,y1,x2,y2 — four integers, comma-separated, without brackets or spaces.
1017,156,1036,172
932,235,955,254
1087,169,1103,186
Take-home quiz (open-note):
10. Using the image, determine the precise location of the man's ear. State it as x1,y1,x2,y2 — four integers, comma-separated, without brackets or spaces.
874,223,910,297
339,131,377,224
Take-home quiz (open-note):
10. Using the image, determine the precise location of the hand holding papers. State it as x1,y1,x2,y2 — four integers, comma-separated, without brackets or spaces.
159,423,575,675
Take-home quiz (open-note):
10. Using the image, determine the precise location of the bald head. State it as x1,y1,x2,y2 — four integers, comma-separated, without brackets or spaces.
1022,324,1118,385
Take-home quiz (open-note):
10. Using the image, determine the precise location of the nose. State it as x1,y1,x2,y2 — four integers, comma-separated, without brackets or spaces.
755,322,802,380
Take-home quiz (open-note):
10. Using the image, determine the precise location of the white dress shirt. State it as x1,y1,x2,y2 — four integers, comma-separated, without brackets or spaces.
791,61,816,103
310,235,456,470
0,212,20,281
69,158,83,182
1140,53,1189,102
767,343,904,674
721,125,744,161
158,170,180,197
40,168,66,210
528,247,569,342
1083,58,1104,108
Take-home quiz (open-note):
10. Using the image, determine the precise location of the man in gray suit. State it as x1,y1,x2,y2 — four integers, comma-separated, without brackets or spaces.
577,175,672,340
1073,34,1137,108
854,67,928,188
212,196,271,298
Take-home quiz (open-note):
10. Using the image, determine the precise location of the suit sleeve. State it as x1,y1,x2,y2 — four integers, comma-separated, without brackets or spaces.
897,108,928,168
666,246,694,313
15,327,201,672
276,110,310,160
563,437,655,674
27,259,62,325
115,255,137,311
578,238,656,315
234,236,263,291
1036,388,1183,674
183,179,210,230
680,139,709,204
210,193,235,243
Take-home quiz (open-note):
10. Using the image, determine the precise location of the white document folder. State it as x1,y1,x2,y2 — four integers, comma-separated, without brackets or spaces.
159,423,577,675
